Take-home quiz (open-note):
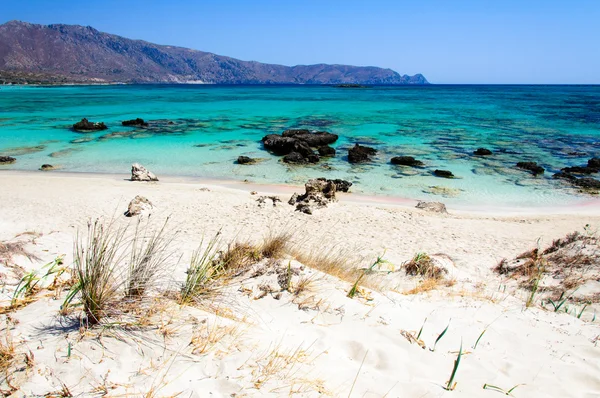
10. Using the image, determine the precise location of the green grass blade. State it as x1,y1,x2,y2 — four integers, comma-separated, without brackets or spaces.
432,320,450,351
416,317,427,340
445,339,462,391
473,329,486,349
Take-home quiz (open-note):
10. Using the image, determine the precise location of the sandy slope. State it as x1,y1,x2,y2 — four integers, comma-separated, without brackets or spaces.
0,171,599,397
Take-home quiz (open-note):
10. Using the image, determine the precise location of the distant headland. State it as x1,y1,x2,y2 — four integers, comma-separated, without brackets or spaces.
0,20,428,85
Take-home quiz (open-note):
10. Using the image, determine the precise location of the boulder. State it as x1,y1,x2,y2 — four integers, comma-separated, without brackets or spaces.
329,179,352,192
433,169,454,178
39,164,55,171
318,145,336,157
348,143,377,163
588,158,600,169
262,134,314,157
237,156,256,165
516,162,545,176
73,118,107,132
416,201,448,213
0,156,16,164
122,118,148,127
283,152,320,164
124,195,153,217
573,178,600,190
281,129,339,147
131,163,158,182
552,172,577,182
288,178,338,214
474,148,493,156
391,156,424,167
562,166,598,175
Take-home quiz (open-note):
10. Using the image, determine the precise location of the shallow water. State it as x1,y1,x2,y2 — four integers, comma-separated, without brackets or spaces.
1,84,599,207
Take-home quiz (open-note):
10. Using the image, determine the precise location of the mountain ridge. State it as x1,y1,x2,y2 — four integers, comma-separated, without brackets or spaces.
0,20,428,85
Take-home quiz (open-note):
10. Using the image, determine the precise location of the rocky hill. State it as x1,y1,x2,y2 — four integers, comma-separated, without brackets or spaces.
0,20,428,85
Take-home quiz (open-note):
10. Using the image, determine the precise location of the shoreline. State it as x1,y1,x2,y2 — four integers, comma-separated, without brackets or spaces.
3,169,600,216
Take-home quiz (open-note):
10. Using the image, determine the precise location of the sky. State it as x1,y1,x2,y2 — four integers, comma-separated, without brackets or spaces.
1,0,599,84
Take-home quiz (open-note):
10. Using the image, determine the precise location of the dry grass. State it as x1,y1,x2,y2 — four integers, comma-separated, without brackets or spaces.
260,231,292,259
0,326,15,373
403,252,447,279
404,277,440,295
219,242,262,276
0,240,40,265
190,320,242,356
289,244,362,284
251,341,315,389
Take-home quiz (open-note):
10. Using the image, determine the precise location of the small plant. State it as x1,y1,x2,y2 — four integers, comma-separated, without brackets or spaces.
180,233,223,304
525,258,544,308
63,219,129,325
473,329,487,350
348,252,388,298
416,317,427,340
12,256,66,305
483,383,522,395
0,325,15,372
261,230,292,259
444,339,462,391
432,320,450,351
403,252,446,279
125,218,176,298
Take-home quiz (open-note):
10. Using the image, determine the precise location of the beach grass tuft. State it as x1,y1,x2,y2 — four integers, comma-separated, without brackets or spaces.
261,230,292,259
403,252,446,279
179,233,223,305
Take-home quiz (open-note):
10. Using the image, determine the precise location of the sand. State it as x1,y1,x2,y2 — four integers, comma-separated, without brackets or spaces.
0,170,599,397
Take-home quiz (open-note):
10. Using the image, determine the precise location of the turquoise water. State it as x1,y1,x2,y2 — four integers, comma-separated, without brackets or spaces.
1,84,600,207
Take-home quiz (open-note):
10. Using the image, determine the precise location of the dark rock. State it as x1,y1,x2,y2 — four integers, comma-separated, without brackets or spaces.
348,143,377,163
573,178,600,190
281,129,339,147
39,164,55,171
256,195,282,207
474,148,492,156
328,178,352,192
391,156,424,167
262,134,314,157
433,169,454,178
122,118,148,127
588,158,600,169
237,156,256,165
0,156,16,164
288,178,338,214
516,162,545,176
72,118,107,132
553,172,577,182
561,166,598,175
283,152,307,164
318,145,336,157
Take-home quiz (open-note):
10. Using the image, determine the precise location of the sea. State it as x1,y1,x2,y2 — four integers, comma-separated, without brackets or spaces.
1,84,599,207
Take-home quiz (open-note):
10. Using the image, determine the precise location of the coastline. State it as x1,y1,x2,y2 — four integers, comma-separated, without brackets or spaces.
3,169,600,217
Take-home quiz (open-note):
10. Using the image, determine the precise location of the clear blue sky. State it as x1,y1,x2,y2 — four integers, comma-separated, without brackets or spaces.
2,0,598,84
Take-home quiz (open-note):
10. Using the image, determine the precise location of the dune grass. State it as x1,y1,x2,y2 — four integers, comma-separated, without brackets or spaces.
444,340,463,391
403,252,447,279
179,233,223,305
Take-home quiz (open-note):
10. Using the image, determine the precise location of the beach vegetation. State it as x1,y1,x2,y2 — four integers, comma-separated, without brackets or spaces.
432,320,450,351
483,383,522,396
444,340,463,391
179,233,223,305
403,252,446,279
260,230,292,259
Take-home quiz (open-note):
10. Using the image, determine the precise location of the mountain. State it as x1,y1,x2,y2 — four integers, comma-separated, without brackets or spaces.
0,20,427,85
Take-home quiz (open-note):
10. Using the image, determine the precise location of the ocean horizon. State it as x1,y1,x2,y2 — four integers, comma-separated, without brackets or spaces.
1,84,599,207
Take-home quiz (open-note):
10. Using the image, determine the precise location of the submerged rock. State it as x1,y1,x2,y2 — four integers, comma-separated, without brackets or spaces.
553,172,577,182
391,156,424,167
131,163,158,182
237,156,257,165
281,129,338,147
473,148,493,156
73,118,107,132
416,201,448,214
516,162,545,176
122,118,149,127
124,195,153,217
588,158,600,169
573,177,600,190
561,166,598,175
348,143,377,163
318,145,336,157
0,156,16,164
39,164,55,171
433,169,454,178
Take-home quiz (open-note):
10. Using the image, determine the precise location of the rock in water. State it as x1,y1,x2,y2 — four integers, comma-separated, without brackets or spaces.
237,156,256,165
131,163,158,181
348,143,377,163
474,148,493,156
416,201,448,213
433,169,454,178
122,118,148,127
0,156,16,164
391,156,424,167
516,162,545,176
39,164,55,171
588,158,600,169
72,118,108,132
124,195,153,217
318,145,336,157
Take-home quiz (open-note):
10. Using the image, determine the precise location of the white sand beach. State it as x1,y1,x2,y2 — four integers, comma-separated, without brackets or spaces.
1,171,599,397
